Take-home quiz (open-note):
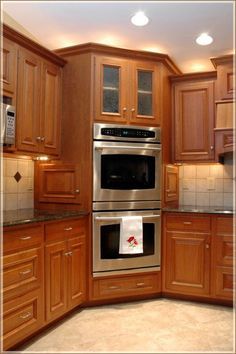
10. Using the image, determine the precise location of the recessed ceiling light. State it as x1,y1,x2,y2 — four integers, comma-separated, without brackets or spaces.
196,33,213,46
131,11,149,27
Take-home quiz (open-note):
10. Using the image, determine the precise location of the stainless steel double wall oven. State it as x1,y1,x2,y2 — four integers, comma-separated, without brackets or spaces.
93,123,162,276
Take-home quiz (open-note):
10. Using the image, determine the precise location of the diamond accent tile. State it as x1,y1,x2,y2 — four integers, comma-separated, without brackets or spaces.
14,171,22,183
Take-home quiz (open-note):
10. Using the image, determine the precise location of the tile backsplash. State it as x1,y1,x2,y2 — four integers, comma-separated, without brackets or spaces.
179,156,234,208
2,157,34,211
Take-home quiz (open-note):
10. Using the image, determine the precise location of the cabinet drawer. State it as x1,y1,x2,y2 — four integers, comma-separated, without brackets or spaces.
3,289,44,350
215,216,233,235
165,215,211,232
3,224,44,253
214,266,233,300
214,236,233,267
3,247,43,301
45,218,86,242
93,273,160,300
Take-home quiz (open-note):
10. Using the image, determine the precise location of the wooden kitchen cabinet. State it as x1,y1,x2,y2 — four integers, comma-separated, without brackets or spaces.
163,213,211,296
17,47,62,155
172,74,216,162
3,223,44,350
212,216,234,301
211,55,234,101
94,55,160,126
2,37,18,99
164,164,179,204
45,218,87,322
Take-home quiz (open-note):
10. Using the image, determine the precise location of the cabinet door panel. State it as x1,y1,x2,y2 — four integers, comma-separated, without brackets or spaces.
45,241,67,322
2,38,17,97
17,48,41,152
41,62,61,155
164,164,179,204
67,236,86,309
165,231,210,295
131,61,160,126
174,81,214,161
94,56,128,123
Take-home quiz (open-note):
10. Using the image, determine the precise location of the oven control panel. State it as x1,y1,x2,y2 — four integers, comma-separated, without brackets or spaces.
101,128,155,138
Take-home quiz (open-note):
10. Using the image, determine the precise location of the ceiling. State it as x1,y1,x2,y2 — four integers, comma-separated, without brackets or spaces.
3,1,234,73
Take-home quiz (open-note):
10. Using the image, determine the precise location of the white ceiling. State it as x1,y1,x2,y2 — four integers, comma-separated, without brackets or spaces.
3,1,234,73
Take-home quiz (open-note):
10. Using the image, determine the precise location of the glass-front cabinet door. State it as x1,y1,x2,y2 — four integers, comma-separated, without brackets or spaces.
94,56,128,123
131,61,160,126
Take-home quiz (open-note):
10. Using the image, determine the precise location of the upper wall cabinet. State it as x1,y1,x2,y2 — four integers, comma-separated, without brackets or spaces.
3,24,66,156
1,38,17,100
172,73,216,162
211,55,234,101
94,56,160,126
17,48,62,155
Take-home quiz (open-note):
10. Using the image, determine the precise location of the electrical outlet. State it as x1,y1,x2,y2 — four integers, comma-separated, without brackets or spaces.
207,177,215,190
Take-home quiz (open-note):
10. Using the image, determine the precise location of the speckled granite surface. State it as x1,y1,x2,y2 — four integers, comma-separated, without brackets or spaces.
162,205,234,214
3,208,89,227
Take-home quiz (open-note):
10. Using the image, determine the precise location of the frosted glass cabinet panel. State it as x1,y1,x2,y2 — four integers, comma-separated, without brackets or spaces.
94,56,160,126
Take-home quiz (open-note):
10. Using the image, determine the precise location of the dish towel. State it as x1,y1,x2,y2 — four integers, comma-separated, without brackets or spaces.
119,216,143,254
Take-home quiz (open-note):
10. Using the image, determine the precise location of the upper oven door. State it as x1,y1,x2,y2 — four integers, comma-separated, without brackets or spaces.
93,141,161,202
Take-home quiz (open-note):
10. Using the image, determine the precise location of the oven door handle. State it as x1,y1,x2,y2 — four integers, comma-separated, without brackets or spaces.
95,215,160,221
95,146,161,151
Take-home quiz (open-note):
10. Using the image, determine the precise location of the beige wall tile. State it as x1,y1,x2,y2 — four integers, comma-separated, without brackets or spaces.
17,160,29,177
223,163,233,179
196,179,208,192
223,179,233,193
6,158,18,177
183,165,196,178
18,177,30,193
209,193,224,207
183,192,196,205
5,177,18,193
223,193,233,208
182,178,196,192
196,192,210,207
196,165,210,178
179,166,184,179
28,160,34,178
18,192,34,209
214,179,224,193
210,164,224,178
5,193,18,210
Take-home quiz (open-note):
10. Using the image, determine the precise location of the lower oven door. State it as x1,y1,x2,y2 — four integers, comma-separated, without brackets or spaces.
93,209,161,276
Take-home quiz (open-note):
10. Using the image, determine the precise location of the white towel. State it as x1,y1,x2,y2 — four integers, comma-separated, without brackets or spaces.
119,216,143,254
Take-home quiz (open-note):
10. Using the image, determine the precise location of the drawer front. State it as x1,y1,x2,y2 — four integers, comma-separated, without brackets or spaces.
93,273,160,300
45,218,86,242
215,216,233,236
3,289,44,350
165,214,211,232
3,224,44,253
3,247,43,301
214,235,233,267
214,266,233,300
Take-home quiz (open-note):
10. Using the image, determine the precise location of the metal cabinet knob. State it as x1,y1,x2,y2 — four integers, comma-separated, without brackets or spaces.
210,146,214,150
36,136,41,141
123,107,127,111
64,227,72,231
41,137,45,142
206,244,210,249
19,236,31,240
75,189,80,194
131,108,135,112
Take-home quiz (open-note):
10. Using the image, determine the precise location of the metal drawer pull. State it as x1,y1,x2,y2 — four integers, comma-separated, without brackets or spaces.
19,269,31,276
95,145,161,151
108,285,120,290
64,227,72,231
19,312,32,319
206,244,210,249
65,251,72,256
183,222,192,225
19,236,32,240
136,282,145,287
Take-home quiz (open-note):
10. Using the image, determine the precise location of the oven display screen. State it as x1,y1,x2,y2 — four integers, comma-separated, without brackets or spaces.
100,224,155,259
101,155,155,190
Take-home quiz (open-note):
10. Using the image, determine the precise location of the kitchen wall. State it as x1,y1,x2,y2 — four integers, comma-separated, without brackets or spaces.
2,157,34,211
179,155,234,208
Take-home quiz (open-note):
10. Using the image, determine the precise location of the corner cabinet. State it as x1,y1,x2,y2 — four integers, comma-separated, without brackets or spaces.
2,37,17,100
17,47,62,155
172,74,216,162
94,55,160,126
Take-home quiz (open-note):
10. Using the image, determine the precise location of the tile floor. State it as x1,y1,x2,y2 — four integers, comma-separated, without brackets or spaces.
16,299,234,353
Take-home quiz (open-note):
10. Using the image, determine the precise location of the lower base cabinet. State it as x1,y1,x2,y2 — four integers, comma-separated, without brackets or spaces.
45,218,87,323
163,212,233,302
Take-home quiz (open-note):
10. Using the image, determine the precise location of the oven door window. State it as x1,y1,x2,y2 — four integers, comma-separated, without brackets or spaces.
101,154,155,190
100,223,155,259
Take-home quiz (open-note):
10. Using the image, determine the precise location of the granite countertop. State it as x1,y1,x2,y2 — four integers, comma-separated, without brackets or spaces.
3,209,89,227
162,205,234,215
